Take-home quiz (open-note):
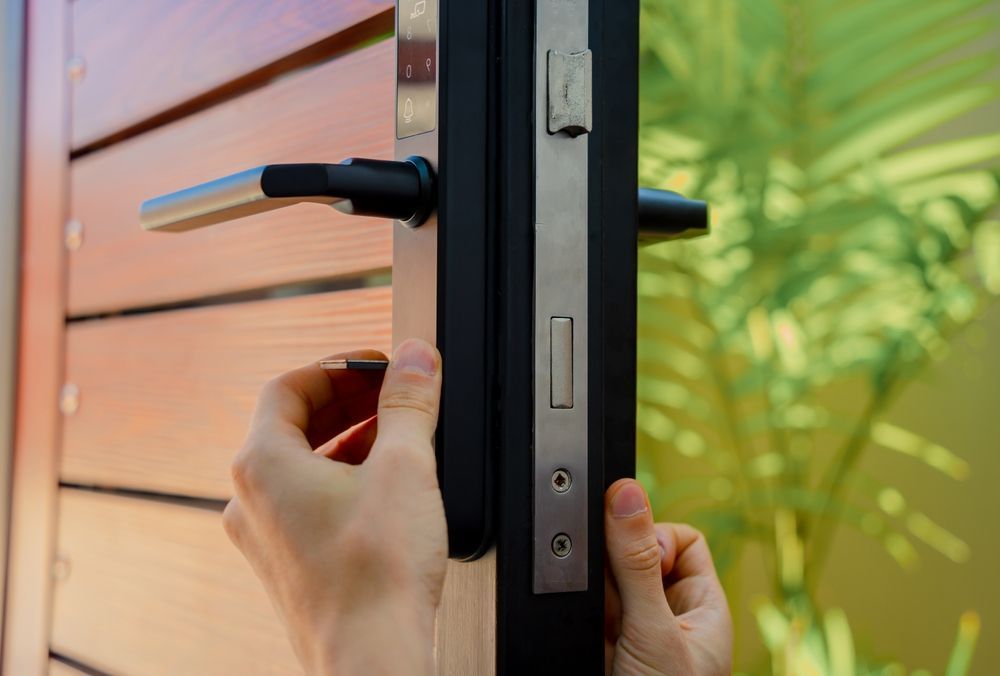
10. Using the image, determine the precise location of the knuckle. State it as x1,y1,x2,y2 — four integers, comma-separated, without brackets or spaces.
619,535,662,573
257,375,285,401
374,439,437,475
263,372,292,393
230,448,261,492
257,374,299,409
380,373,438,417
380,388,436,417
221,500,243,544
688,527,711,555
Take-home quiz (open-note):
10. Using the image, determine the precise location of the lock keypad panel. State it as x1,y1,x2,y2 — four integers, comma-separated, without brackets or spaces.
396,0,438,139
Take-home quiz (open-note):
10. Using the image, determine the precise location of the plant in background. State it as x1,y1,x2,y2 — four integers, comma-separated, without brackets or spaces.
636,0,999,673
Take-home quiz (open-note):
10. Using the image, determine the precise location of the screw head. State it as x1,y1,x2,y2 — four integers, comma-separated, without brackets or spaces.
551,468,572,493
551,533,572,558
59,383,80,415
64,219,84,251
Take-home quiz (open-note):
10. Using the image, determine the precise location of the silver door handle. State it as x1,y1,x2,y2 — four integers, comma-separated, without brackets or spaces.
140,156,435,232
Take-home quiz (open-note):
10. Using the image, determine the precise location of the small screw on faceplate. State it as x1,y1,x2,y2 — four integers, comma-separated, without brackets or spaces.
551,468,572,493
551,533,572,558
64,219,84,251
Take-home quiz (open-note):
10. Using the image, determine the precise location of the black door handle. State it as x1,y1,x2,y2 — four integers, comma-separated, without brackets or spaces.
140,156,436,232
637,187,709,242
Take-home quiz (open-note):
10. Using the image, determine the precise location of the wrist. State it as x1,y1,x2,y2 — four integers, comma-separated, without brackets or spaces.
310,596,436,676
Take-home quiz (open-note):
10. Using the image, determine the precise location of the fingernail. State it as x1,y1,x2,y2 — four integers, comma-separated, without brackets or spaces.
611,482,648,519
392,339,438,376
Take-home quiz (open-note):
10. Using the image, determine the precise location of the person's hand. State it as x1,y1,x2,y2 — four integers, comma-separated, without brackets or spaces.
604,479,733,675
222,339,446,676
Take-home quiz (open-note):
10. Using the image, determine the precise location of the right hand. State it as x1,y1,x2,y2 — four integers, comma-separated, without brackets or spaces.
603,479,733,675
222,340,447,676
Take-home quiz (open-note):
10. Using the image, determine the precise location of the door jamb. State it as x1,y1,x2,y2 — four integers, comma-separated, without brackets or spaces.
2,0,71,672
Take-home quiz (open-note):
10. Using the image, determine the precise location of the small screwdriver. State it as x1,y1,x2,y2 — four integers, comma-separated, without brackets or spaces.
318,358,390,371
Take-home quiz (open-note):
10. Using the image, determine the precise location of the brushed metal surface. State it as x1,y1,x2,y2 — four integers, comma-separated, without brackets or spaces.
139,167,331,232
533,0,590,594
547,49,593,136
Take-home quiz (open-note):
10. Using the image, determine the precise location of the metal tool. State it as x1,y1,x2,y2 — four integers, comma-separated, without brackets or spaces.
318,359,390,371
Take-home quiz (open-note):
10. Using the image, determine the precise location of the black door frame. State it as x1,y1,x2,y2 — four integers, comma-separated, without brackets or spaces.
493,0,638,671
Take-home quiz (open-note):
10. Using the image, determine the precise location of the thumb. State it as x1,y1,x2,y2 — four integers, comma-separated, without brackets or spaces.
373,338,442,456
605,480,676,636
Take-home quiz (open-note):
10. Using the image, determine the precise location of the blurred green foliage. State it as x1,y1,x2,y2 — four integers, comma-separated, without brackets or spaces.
636,0,1000,673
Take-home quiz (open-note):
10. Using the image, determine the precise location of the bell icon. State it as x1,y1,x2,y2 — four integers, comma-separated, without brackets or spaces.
403,97,415,124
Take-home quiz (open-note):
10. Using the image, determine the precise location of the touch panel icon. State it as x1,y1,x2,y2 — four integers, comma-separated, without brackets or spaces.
410,0,426,20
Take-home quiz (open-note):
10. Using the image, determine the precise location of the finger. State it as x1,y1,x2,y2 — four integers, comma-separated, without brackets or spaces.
653,522,714,580
250,348,387,446
370,339,441,464
314,416,378,465
305,384,381,449
604,480,676,631
653,522,728,618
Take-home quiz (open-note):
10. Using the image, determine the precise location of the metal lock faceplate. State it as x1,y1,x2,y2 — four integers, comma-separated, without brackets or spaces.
534,0,591,594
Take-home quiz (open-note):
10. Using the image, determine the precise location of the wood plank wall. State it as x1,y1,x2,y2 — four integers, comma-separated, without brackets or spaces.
5,1,398,673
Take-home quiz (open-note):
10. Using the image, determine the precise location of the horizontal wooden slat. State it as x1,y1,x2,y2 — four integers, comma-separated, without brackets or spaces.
68,41,394,317
71,0,394,149
52,489,299,675
61,286,391,499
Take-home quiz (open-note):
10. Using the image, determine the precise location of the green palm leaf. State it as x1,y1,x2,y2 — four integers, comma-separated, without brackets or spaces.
637,0,998,671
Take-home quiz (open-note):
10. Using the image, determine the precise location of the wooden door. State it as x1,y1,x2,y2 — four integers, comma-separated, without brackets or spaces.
4,1,414,673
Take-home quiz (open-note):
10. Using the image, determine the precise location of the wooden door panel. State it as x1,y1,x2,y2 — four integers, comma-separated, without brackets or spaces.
61,287,391,499
68,40,394,317
71,0,394,150
51,489,300,675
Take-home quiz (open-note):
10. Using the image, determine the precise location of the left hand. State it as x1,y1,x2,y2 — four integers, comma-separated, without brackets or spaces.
222,339,447,676
603,479,733,675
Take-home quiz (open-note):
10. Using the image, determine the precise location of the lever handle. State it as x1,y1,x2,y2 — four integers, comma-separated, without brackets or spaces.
637,187,709,242
140,156,435,232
